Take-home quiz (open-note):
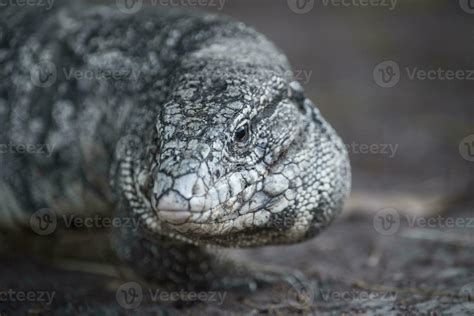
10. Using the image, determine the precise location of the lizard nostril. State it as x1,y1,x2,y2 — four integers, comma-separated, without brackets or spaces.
214,170,221,178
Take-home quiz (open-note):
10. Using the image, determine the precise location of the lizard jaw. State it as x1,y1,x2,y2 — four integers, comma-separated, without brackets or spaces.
153,173,266,227
151,139,296,236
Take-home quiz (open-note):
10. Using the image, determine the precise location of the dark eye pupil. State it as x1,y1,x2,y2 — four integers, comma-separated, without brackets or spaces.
234,124,249,143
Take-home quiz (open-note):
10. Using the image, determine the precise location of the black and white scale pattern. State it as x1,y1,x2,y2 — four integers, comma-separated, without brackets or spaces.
0,1,350,288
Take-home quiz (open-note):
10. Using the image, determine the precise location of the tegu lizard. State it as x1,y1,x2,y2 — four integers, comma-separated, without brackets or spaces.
0,2,351,290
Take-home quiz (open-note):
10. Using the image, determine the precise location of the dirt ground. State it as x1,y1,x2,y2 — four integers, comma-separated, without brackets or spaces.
1,197,473,314
1,0,473,315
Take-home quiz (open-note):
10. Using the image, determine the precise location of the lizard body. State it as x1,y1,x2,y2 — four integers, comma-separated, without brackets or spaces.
0,2,350,290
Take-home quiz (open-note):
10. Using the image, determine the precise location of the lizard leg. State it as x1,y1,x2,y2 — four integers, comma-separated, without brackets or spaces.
112,202,309,292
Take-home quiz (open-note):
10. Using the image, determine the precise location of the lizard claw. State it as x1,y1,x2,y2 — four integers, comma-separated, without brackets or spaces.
210,261,311,294
253,265,310,289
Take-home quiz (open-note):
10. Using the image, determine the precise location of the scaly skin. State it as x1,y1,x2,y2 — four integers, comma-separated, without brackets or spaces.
0,3,350,290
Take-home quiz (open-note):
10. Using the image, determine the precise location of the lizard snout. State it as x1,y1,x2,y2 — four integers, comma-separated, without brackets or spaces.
152,164,218,225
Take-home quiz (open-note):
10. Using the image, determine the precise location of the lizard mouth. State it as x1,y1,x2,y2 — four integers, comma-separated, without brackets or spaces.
156,178,266,226
158,182,275,235
154,152,294,238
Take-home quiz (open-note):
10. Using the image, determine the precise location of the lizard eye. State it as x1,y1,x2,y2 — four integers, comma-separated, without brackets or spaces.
234,122,250,144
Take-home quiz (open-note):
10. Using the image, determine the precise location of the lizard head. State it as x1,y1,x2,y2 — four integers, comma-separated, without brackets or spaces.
137,58,351,247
